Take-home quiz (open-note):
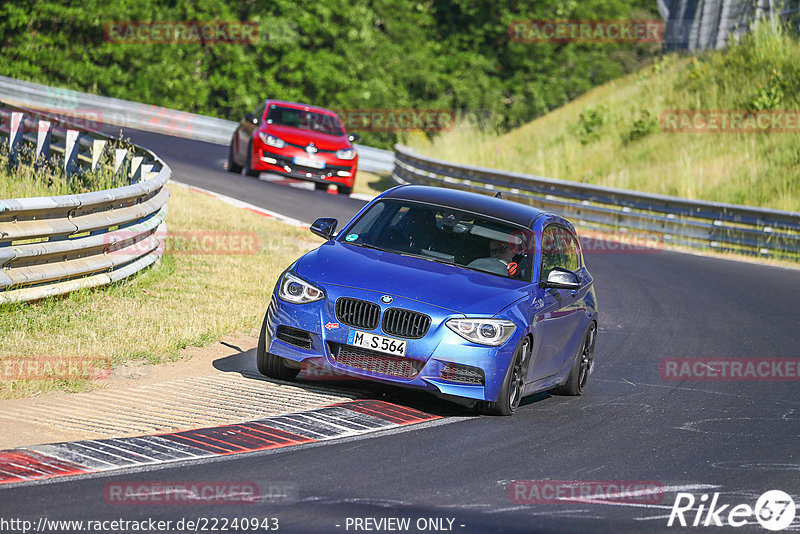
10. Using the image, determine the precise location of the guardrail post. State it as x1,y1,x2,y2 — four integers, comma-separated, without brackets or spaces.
36,119,51,160
8,112,23,166
64,129,80,177
140,163,154,182
91,139,107,171
130,155,144,183
113,148,128,178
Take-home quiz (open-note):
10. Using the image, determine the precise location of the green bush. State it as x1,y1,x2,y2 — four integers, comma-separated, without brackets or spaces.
621,109,658,144
573,105,608,145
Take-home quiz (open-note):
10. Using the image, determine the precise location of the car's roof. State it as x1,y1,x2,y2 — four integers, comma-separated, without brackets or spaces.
381,185,548,228
264,99,338,117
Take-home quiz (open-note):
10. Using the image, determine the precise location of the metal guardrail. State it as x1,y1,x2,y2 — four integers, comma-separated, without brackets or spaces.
0,104,170,303
0,75,395,174
393,145,800,260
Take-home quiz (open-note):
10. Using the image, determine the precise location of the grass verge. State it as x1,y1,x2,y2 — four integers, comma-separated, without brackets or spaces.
353,170,395,197
0,183,319,399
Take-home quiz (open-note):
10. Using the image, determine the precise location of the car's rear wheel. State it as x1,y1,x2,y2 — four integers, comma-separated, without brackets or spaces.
245,141,259,177
338,185,352,196
551,322,596,396
227,138,242,173
481,336,530,416
256,312,300,381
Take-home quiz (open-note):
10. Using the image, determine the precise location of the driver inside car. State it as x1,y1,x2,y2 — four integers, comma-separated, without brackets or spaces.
489,239,521,277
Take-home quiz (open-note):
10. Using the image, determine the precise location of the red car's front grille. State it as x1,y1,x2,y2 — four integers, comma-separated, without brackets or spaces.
328,342,423,379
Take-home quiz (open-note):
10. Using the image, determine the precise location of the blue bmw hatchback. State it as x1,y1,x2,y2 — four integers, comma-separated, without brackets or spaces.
258,185,598,415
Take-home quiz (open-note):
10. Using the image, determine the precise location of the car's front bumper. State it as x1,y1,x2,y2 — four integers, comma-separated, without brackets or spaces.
264,284,520,403
254,146,357,187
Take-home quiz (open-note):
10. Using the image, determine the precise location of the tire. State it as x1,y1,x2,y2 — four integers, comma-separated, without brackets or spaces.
256,312,300,381
551,322,596,396
314,182,329,191
338,185,352,196
245,141,259,177
481,336,531,416
227,138,242,173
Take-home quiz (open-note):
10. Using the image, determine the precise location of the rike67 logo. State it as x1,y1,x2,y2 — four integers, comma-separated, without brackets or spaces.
668,490,796,531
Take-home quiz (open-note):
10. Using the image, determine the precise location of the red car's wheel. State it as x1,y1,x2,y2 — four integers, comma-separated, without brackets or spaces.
227,138,242,173
245,141,259,177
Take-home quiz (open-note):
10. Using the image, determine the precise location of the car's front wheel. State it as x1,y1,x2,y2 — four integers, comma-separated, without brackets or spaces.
481,336,530,416
551,322,596,396
256,313,300,381
227,137,242,173
245,141,259,177
337,185,352,196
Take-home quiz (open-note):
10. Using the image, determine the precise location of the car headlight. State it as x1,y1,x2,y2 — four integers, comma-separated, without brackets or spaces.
335,148,356,160
278,272,324,304
259,132,286,149
446,318,516,346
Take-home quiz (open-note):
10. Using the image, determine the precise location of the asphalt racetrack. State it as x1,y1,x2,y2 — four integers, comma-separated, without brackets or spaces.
2,129,798,533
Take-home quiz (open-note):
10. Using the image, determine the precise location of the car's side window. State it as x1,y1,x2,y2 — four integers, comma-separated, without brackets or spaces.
561,229,581,272
540,225,564,282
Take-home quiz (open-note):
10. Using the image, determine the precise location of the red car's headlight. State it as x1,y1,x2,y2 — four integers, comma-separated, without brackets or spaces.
336,148,356,160
259,132,286,149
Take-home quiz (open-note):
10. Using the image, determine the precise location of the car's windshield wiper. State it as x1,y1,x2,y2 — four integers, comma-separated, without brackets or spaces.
346,242,393,253
346,242,456,266
403,252,456,266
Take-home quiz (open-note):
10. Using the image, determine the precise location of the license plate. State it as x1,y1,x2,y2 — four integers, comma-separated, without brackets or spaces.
347,329,406,357
293,156,326,169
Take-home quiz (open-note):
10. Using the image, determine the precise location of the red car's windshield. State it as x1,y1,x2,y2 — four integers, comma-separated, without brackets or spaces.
265,105,344,136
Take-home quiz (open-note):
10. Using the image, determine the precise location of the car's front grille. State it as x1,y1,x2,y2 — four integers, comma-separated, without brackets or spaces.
329,342,423,379
382,308,431,339
275,326,313,349
264,152,352,174
440,362,485,385
335,298,381,330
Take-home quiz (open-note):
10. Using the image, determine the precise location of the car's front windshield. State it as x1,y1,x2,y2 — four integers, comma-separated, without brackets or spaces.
265,105,344,136
339,199,534,281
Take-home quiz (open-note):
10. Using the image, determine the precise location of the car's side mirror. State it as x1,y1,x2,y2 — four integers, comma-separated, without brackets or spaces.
348,132,361,143
310,217,338,240
542,267,581,290
244,113,258,125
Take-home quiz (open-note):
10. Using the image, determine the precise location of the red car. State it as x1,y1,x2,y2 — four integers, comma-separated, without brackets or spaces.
228,100,360,195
